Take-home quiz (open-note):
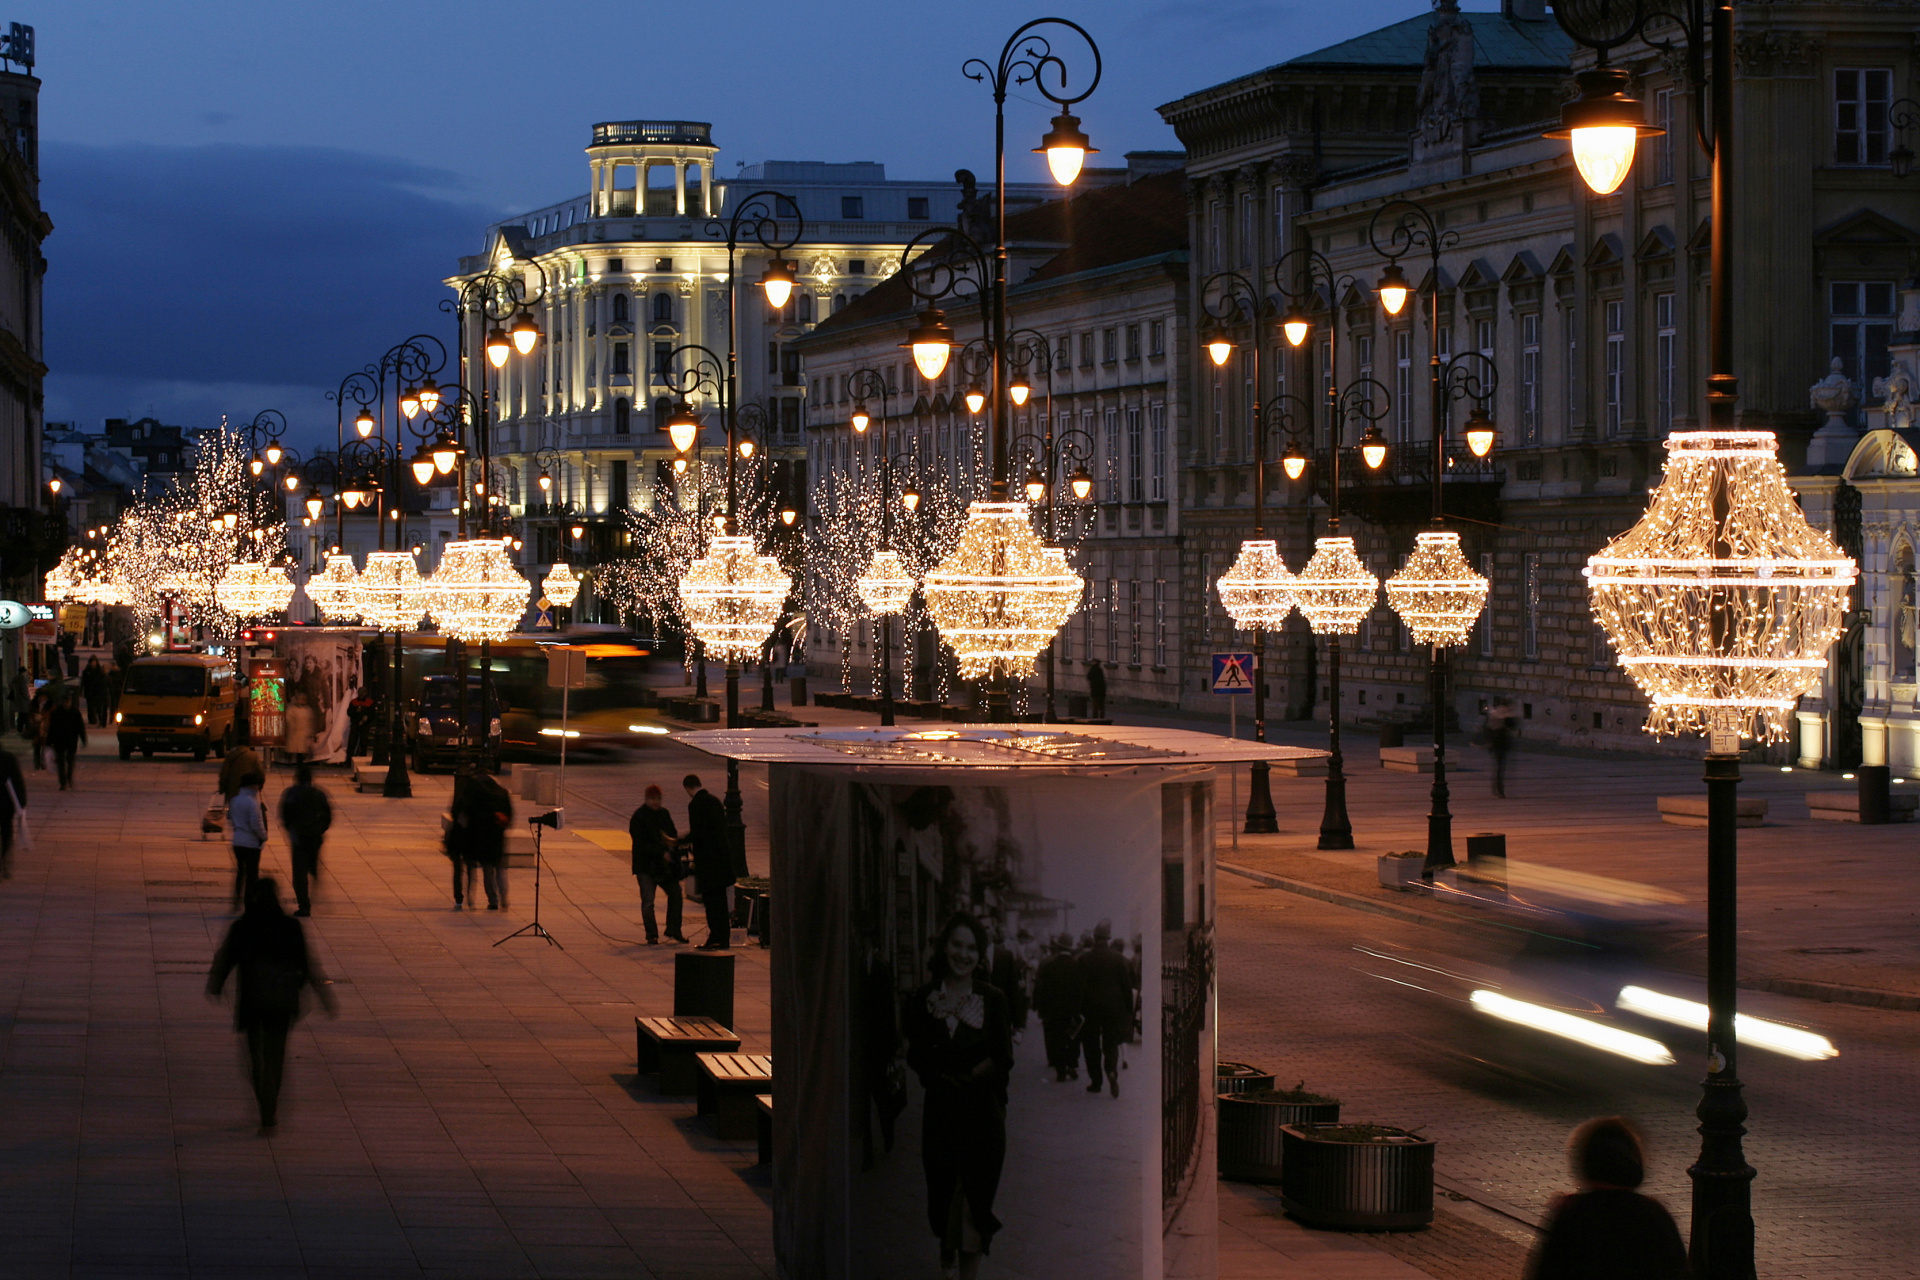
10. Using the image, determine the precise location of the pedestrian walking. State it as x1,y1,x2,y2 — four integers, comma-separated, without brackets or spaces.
106,660,125,721
629,783,685,944
1086,659,1107,720
1032,933,1082,1082
277,762,332,918
219,744,263,801
80,657,107,728
344,690,374,761
681,774,733,949
451,771,513,910
228,768,267,910
8,665,27,734
283,691,318,764
205,877,336,1132
27,689,48,771
1525,1116,1687,1280
47,691,86,791
1483,697,1517,798
1075,919,1133,1098
0,740,24,880
57,630,77,678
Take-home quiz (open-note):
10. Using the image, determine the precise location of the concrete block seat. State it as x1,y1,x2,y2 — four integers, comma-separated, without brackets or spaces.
351,766,387,793
1269,756,1329,777
636,1016,740,1094
1380,746,1436,773
696,1051,773,1139
1657,794,1766,827
1806,791,1919,822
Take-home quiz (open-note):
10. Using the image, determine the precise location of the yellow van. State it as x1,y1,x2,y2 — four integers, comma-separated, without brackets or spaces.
114,654,238,761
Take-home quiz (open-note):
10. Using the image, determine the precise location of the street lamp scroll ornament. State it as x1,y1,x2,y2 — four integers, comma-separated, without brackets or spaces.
428,539,530,643
542,560,581,610
1386,531,1489,649
1584,431,1856,744
923,501,1081,681
856,550,914,618
1292,537,1379,636
678,535,791,663
1216,540,1297,630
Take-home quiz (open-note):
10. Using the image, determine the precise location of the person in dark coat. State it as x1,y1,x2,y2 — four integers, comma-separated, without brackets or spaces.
1075,919,1134,1098
1031,933,1082,1082
628,783,685,944
1484,697,1518,798
903,912,1013,1278
206,877,336,1131
681,774,732,949
277,762,333,918
106,661,125,721
0,741,23,879
345,690,374,761
80,657,107,727
452,772,513,910
8,666,27,734
47,691,87,791
1525,1116,1688,1280
1086,659,1107,720
987,922,1028,1032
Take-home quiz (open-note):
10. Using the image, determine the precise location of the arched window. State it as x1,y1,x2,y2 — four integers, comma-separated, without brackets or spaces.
652,292,674,325
653,396,672,428
833,294,847,314
798,293,814,323
614,397,631,435
612,294,629,324
1897,544,1917,683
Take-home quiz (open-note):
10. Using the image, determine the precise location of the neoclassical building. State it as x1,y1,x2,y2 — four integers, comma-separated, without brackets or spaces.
1159,0,1920,748
0,39,48,605
445,120,1058,614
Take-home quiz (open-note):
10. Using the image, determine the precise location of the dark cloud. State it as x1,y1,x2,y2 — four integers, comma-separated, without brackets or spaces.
41,141,496,430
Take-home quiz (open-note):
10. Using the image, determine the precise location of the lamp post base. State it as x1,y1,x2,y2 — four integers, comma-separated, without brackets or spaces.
1243,761,1278,833
383,629,412,798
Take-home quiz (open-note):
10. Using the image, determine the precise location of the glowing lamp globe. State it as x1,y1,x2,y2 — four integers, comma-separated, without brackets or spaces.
307,552,363,622
759,257,796,310
510,310,541,356
1034,111,1096,186
355,549,426,631
214,560,295,618
1216,540,1297,630
1545,68,1663,197
542,560,581,609
1385,530,1489,648
1293,536,1379,636
1376,263,1411,317
856,550,914,617
1584,431,1856,743
922,501,1082,680
678,535,792,662
427,539,530,642
902,307,957,381
850,405,871,433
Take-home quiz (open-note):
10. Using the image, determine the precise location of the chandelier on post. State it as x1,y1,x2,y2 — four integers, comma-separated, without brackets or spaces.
1292,536,1380,635
354,549,426,632
214,560,295,618
305,552,363,622
1216,539,1298,629
1585,430,1856,743
678,534,792,662
1385,530,1489,648
542,560,582,610
923,501,1082,680
856,550,915,617
427,539,531,642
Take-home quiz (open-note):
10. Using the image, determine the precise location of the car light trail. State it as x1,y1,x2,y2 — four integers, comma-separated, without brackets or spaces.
627,724,669,735
1469,990,1676,1065
537,728,580,738
1616,985,1839,1061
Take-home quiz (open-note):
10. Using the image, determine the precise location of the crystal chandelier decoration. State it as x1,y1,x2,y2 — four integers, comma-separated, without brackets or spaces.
214,560,295,618
427,539,531,642
923,501,1082,680
1292,536,1380,636
542,560,582,610
305,552,363,622
1385,530,1490,648
677,534,792,662
355,549,426,632
856,550,914,617
1585,430,1856,742
1215,539,1298,629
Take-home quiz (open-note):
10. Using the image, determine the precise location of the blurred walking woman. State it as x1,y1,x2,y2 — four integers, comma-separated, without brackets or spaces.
206,878,335,1131
903,913,1014,1279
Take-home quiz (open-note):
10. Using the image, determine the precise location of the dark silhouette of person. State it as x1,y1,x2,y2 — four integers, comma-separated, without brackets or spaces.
1525,1116,1688,1280
46,692,86,791
1032,933,1083,1082
987,921,1028,1032
1484,697,1518,798
903,913,1013,1278
1086,659,1107,720
628,783,684,944
452,772,513,910
80,657,107,727
681,774,732,949
277,762,333,917
206,877,336,1131
227,769,268,909
0,741,23,879
345,690,374,760
1075,919,1133,1097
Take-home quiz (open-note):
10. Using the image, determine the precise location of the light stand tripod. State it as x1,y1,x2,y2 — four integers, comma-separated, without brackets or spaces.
495,810,562,949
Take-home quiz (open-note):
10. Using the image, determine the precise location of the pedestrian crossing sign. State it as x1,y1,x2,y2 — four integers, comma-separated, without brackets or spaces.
1211,652,1255,694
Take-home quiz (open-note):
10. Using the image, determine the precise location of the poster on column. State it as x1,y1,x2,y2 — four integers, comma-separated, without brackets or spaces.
772,766,1217,1280
281,631,361,764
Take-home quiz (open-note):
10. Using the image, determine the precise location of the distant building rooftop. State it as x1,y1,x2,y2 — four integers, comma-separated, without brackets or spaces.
1280,10,1570,71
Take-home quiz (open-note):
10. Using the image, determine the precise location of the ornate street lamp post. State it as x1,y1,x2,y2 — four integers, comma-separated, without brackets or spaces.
1006,330,1092,723
846,366,912,726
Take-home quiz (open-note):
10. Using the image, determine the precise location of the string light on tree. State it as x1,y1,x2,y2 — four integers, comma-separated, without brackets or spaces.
1584,431,1856,742
1385,530,1489,648
1215,539,1298,629
1292,536,1380,635
922,501,1081,680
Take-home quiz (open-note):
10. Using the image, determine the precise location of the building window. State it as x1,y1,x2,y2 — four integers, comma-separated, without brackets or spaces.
1056,334,1071,368
1103,408,1120,501
1523,553,1541,660
1102,328,1118,364
614,397,630,434
1149,319,1165,356
848,260,865,275
1153,580,1167,667
798,293,814,323
1243,364,1255,460
611,342,630,376
653,341,672,380
653,257,674,272
841,196,865,219
1835,69,1893,166
1655,293,1676,432
908,196,930,220
1603,300,1625,438
1520,314,1541,444
1126,407,1144,502
606,258,624,274
1200,552,1215,648
1319,339,1333,447
1149,403,1167,501
1477,553,1495,658
612,294,630,324
1476,318,1494,359
1211,374,1224,460
1079,333,1094,368
1831,280,1896,386
1239,193,1255,267
1896,545,1918,682
1208,201,1222,271
1394,330,1413,442
1651,88,1674,185
652,292,674,325
1129,581,1142,665
1106,577,1119,662
1125,324,1141,361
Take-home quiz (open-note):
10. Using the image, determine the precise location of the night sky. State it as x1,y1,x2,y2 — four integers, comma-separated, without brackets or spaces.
38,0,1476,448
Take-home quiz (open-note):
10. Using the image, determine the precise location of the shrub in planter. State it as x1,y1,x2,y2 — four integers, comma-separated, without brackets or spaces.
1216,1061,1277,1096
1280,1123,1434,1230
1217,1084,1340,1183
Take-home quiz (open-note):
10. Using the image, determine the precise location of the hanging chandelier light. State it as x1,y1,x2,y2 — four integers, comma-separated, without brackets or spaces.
214,560,295,618
923,501,1082,680
1292,536,1380,635
355,549,426,631
1585,430,1856,743
678,534,792,662
1386,530,1490,648
856,549,915,617
306,552,363,622
1215,540,1298,630
427,539,530,642
542,560,582,609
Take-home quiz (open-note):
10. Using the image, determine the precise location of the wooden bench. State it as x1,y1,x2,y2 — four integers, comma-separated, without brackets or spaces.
696,1051,773,1139
635,1016,739,1094
756,1093,773,1165
1657,794,1766,828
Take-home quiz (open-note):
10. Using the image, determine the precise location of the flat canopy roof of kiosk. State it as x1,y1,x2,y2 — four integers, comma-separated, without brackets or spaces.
670,725,1330,769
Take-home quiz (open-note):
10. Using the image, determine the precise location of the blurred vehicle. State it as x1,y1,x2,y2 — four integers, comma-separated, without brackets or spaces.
114,653,239,761
407,675,502,773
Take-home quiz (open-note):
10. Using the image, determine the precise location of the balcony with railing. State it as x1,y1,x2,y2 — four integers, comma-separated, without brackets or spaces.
591,120,714,148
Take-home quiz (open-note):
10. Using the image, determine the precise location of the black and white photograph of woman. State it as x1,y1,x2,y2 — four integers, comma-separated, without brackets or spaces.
903,912,1014,1280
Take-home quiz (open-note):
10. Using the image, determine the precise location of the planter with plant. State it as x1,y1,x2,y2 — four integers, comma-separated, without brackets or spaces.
1217,1083,1341,1182
1216,1061,1276,1096
1279,1123,1434,1229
